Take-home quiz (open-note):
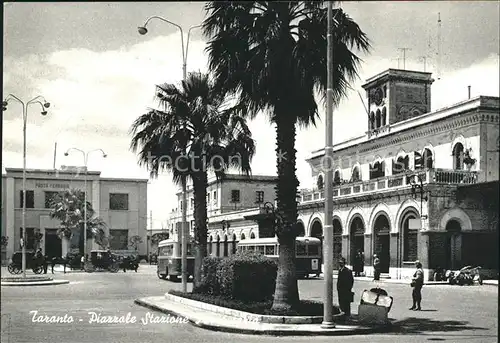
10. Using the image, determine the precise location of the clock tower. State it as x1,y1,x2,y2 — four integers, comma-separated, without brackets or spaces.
362,69,434,136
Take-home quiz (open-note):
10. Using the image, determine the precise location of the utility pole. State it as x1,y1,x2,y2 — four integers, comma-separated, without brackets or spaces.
148,210,153,257
418,56,431,72
392,57,401,69
437,12,442,80
397,48,411,70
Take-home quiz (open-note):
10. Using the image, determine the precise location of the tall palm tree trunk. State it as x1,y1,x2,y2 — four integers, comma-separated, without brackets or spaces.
192,171,208,290
272,110,300,311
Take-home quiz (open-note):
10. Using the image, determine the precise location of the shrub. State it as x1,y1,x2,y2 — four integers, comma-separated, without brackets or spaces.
194,256,222,295
219,251,277,302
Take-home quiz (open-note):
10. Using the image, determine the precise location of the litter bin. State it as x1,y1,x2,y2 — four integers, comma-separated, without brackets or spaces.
358,287,393,325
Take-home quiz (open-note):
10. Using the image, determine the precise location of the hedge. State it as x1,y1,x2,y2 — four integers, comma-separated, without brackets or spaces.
195,251,277,302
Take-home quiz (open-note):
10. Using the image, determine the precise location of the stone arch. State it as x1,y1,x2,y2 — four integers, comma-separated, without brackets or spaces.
395,199,421,231
372,212,391,268
450,134,467,153
399,206,420,262
310,219,323,238
296,220,306,237
332,216,343,269
348,214,366,266
223,234,228,257
334,168,342,185
351,162,361,182
316,173,324,190
216,235,221,257
395,149,407,161
232,233,237,254
346,207,365,231
439,208,472,232
368,203,393,234
208,235,213,255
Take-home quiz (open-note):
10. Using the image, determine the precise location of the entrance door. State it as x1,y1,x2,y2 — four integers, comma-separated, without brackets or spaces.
373,215,391,273
445,220,462,270
45,229,62,258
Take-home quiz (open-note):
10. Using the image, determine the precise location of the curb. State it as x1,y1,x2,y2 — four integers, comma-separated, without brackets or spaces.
134,297,393,336
1,279,70,286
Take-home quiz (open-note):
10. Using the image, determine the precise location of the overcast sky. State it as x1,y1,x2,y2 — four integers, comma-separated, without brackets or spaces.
3,1,499,227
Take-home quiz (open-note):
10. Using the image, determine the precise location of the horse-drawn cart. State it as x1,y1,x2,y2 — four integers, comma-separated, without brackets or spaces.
84,250,120,273
7,251,44,275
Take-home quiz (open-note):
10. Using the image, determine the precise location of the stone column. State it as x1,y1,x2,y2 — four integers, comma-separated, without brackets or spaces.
364,233,372,276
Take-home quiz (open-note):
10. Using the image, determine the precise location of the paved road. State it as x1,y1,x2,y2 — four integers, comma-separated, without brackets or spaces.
1,265,497,343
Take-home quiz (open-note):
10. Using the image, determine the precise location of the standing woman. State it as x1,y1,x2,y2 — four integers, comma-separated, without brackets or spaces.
410,261,424,310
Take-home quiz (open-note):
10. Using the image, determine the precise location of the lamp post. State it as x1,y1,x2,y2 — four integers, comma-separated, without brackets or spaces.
138,16,201,293
322,2,340,328
408,173,429,220
3,95,50,278
64,148,107,258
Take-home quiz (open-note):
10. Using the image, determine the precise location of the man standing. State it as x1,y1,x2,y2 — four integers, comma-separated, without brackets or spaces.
337,257,354,318
373,254,381,281
410,261,424,310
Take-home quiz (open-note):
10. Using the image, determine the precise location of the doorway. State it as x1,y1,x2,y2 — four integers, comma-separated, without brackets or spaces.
373,215,391,273
45,229,62,258
350,217,365,265
445,220,462,269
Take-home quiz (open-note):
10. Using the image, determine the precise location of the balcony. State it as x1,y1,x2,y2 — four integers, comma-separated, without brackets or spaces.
299,168,478,204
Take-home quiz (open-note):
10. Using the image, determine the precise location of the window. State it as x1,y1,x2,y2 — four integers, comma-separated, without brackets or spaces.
213,191,217,201
369,112,375,130
375,109,381,128
109,193,129,210
190,198,194,209
423,148,433,169
109,229,128,250
20,190,35,208
231,190,240,203
351,167,360,182
316,175,324,190
392,156,409,174
255,191,264,203
19,227,35,250
159,244,173,256
296,244,307,256
370,161,385,179
381,107,387,126
265,245,275,255
453,143,464,170
44,191,59,209
250,232,255,239
334,171,341,185
207,193,211,203
403,214,419,261
308,245,320,256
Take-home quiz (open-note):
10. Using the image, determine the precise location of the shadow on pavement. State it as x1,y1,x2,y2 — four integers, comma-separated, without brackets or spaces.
391,317,489,334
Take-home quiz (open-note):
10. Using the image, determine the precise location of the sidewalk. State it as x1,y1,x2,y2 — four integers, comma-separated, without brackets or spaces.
135,295,394,336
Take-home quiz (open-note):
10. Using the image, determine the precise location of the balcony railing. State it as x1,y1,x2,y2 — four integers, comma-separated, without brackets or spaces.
299,168,478,204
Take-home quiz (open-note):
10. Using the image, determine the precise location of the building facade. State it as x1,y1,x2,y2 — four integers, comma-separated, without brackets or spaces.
296,69,499,280
1,167,148,261
168,174,278,257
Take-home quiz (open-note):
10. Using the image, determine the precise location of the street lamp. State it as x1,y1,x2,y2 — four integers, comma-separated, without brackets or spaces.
64,148,107,258
408,173,429,220
138,15,201,293
3,94,50,278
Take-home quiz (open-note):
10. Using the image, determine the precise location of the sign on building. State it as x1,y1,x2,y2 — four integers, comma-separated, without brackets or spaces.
408,219,422,230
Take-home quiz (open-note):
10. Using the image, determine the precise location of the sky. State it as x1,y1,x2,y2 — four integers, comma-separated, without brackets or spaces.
3,1,499,228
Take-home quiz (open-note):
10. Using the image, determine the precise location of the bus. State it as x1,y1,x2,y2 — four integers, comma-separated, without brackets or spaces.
157,238,195,281
236,236,322,278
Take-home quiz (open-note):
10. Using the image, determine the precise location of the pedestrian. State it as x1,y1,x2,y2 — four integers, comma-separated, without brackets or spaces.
337,257,354,318
354,249,364,277
43,255,49,274
373,254,381,281
80,254,85,271
51,256,57,274
410,261,424,311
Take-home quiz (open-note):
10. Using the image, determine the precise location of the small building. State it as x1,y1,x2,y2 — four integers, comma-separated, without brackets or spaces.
1,166,148,261
297,69,499,280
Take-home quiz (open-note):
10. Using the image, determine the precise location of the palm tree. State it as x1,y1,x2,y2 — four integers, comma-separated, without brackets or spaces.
130,71,255,288
49,189,108,253
203,1,370,311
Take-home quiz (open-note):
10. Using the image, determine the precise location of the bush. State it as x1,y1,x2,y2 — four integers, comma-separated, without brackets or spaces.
195,256,222,295
195,251,277,303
